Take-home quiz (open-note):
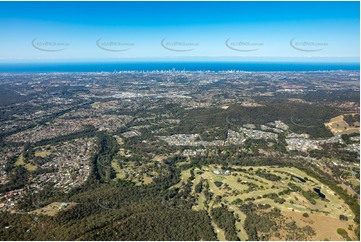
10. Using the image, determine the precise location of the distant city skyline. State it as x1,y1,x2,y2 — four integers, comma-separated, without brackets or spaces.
0,1,359,62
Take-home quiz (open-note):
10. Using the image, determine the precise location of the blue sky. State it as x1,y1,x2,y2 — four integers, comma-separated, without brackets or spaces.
0,1,359,62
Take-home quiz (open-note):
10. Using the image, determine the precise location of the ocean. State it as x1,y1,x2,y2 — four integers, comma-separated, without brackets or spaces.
0,62,359,73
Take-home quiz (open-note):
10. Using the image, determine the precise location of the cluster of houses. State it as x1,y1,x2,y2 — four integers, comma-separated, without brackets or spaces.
0,138,97,212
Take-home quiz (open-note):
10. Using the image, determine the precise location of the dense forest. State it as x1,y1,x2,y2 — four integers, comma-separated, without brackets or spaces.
174,101,337,139
211,206,239,240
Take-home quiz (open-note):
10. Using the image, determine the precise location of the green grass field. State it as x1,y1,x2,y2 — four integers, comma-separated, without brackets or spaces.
34,151,52,158
14,154,25,166
15,154,38,171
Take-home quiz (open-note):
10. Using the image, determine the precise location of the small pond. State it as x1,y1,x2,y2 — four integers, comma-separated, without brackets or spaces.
294,176,306,183
313,187,326,199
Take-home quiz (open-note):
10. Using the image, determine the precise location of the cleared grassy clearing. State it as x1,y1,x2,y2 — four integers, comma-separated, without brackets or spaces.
15,154,25,166
25,163,38,171
283,210,358,241
90,102,101,109
29,202,77,217
15,154,38,171
325,114,360,135
34,151,51,158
